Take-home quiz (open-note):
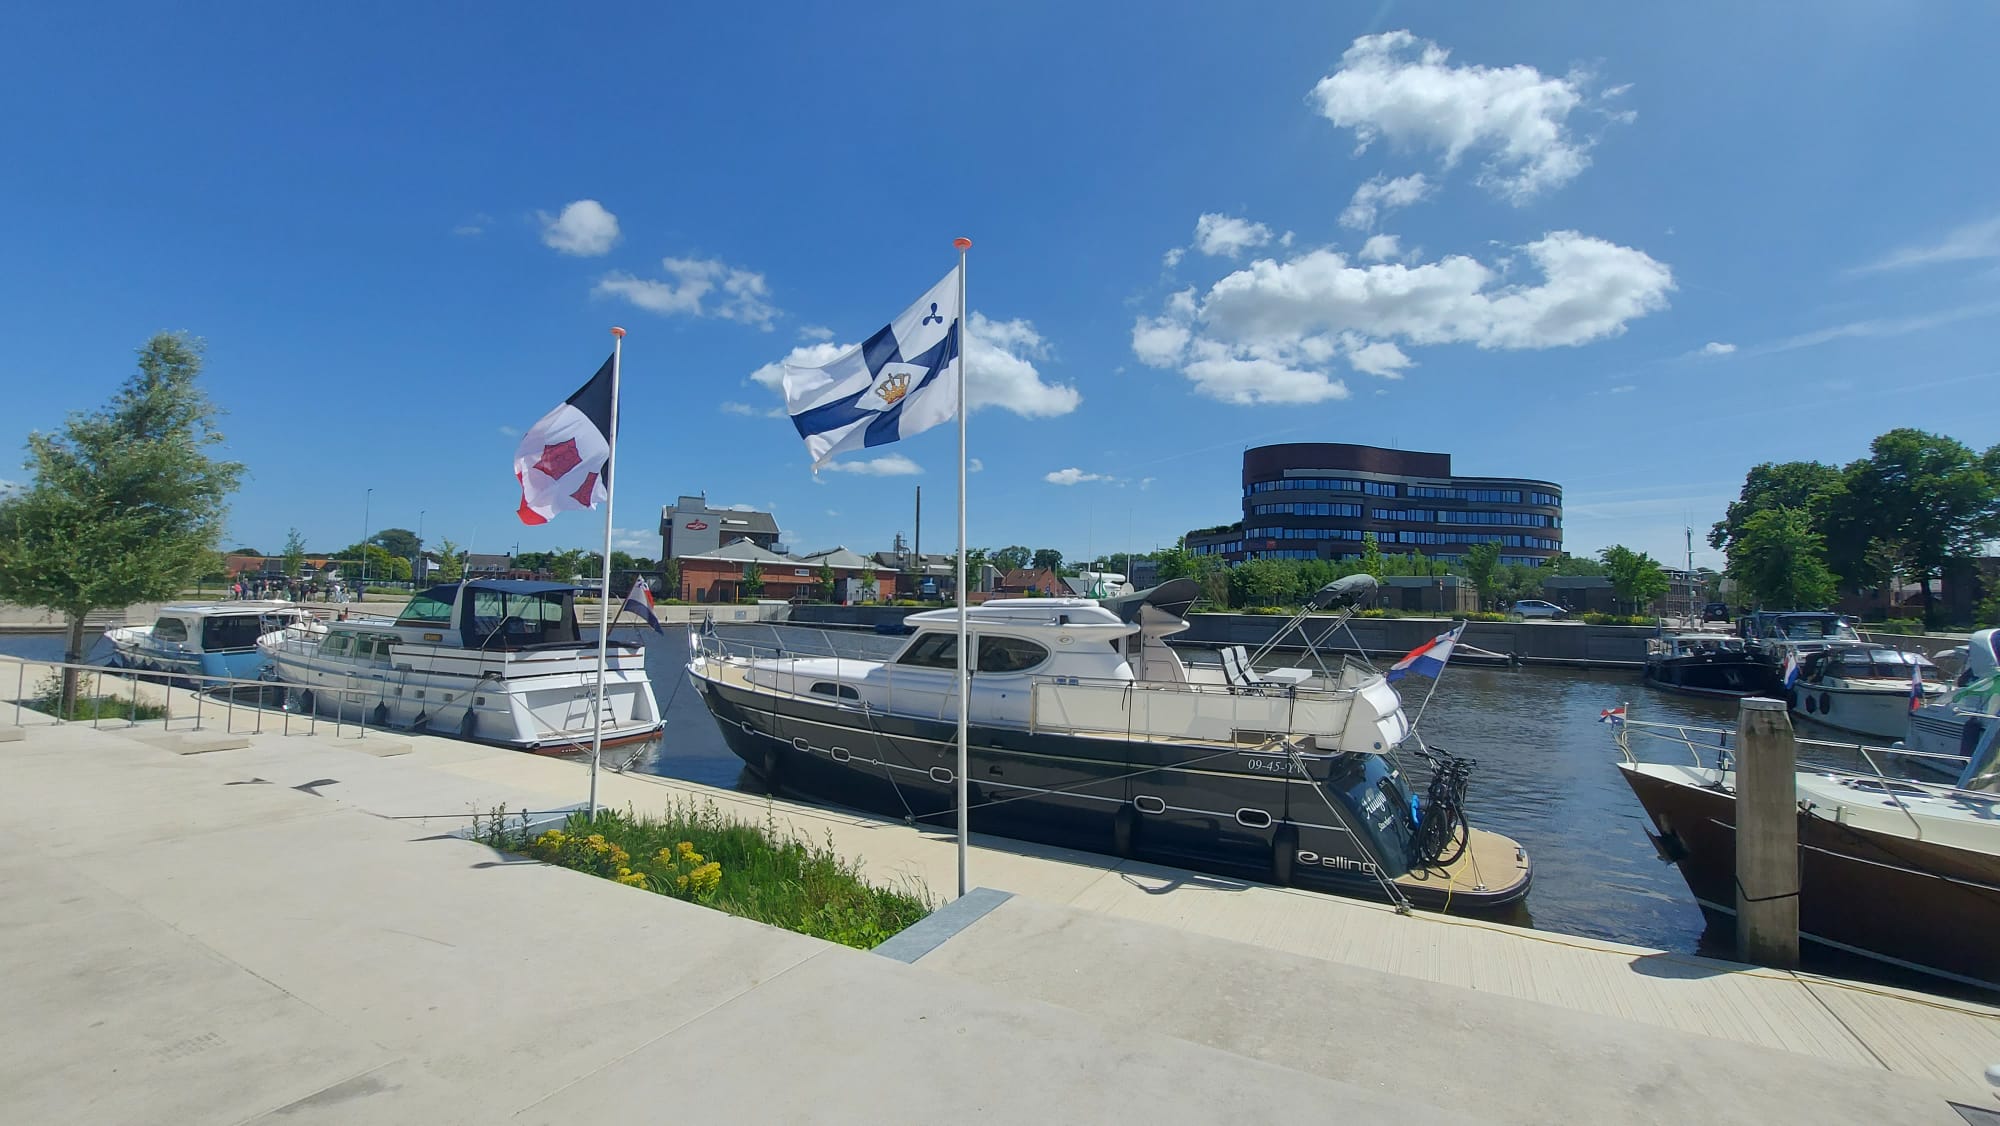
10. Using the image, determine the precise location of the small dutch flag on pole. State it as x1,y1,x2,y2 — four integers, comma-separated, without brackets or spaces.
1600,705,1628,726
1780,649,1801,690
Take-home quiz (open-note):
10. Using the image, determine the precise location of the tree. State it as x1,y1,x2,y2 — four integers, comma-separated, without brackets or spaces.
993,545,1031,572
547,549,587,581
1545,553,1606,577
280,528,307,580
1826,429,2000,626
1155,541,1196,583
1031,547,1064,572
370,527,420,560
1229,559,1297,608
226,545,263,557
660,557,680,600
435,538,465,582
1461,542,1501,609
739,563,764,600
1359,533,1384,580
0,333,243,713
513,550,552,575
1490,563,1545,607
1599,545,1670,616
1710,461,1843,554
817,563,836,602
1730,508,1836,609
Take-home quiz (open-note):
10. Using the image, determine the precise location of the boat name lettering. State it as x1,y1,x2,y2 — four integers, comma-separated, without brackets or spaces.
1245,756,1303,775
1295,851,1378,876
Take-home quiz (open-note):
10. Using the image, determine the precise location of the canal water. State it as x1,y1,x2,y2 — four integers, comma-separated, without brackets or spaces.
0,623,1860,968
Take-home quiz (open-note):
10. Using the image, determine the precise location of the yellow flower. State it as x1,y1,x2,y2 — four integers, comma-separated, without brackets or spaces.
674,874,690,891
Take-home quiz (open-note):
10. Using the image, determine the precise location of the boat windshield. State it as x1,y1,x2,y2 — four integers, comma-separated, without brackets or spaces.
1829,649,1935,679
203,613,276,652
464,588,579,649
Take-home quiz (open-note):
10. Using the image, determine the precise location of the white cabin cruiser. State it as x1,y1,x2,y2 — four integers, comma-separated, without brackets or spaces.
260,579,661,752
687,578,1531,911
1789,643,1947,741
106,601,318,681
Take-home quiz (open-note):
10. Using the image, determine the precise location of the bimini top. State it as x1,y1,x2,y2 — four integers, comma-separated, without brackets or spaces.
1099,579,1200,624
459,579,585,596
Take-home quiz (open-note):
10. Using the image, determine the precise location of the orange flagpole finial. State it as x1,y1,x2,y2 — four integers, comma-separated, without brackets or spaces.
953,237,972,250
610,326,626,338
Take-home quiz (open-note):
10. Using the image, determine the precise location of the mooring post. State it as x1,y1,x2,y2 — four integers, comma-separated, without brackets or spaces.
1735,696,1800,969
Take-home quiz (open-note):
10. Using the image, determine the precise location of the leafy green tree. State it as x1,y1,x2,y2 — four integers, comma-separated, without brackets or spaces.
1490,563,1545,607
0,333,243,712
512,550,552,575
817,563,836,602
280,528,307,580
992,545,1031,572
547,549,587,581
227,545,263,557
435,538,465,582
370,527,420,560
1731,508,1836,609
1461,542,1501,609
1228,559,1297,607
1546,553,1606,577
1360,533,1384,580
1599,545,1670,616
1155,542,1196,582
1031,547,1064,572
1710,461,1843,555
1826,429,2000,626
660,557,680,600
739,563,764,601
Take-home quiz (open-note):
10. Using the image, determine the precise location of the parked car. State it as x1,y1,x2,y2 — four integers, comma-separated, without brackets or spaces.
1510,599,1568,620
1702,601,1731,622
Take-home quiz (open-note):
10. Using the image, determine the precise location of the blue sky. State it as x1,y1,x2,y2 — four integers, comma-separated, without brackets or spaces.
3,2,1998,571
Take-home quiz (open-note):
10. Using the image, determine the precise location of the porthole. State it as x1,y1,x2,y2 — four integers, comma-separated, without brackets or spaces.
929,766,955,784
1236,808,1274,829
830,747,852,762
1134,795,1167,815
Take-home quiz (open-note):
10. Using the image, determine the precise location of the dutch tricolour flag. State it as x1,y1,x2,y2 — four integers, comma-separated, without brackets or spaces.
1386,624,1464,683
513,354,614,525
623,577,663,634
781,269,962,471
1910,660,1926,713
1780,649,1801,690
1599,705,1627,726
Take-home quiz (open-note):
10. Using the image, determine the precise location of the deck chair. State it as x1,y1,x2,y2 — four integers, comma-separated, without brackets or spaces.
1219,645,1271,690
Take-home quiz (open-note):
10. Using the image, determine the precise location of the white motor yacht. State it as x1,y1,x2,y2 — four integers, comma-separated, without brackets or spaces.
260,579,661,752
106,601,318,681
1789,643,1948,741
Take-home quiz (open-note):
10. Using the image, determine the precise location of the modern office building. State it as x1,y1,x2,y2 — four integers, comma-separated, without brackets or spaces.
660,494,781,562
1184,443,1562,567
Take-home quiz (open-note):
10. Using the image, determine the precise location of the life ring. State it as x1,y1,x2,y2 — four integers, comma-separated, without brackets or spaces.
1271,825,1299,887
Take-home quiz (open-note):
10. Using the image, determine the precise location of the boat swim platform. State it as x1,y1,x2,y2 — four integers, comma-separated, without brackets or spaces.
4,679,1999,1116
0,720,1992,1120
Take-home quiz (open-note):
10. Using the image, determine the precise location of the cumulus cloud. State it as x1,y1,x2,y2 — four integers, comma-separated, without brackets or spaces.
1045,467,1110,485
749,313,1080,418
799,324,835,341
1193,213,1274,258
824,453,922,476
1340,174,1432,230
497,425,520,437
595,256,778,328
539,199,621,256
1310,31,1621,202
454,213,493,237
1700,341,1736,356
1357,234,1402,262
1608,384,1636,393
1133,230,1671,405
1162,247,1186,269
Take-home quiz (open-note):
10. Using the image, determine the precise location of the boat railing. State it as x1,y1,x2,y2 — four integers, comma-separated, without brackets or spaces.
1612,707,1985,837
2,654,397,744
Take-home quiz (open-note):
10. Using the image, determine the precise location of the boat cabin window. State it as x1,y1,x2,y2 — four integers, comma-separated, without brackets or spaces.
1777,616,1857,641
203,613,271,652
977,635,1050,673
353,635,395,663
896,632,959,670
399,588,455,625
151,617,189,644
809,682,860,700
1833,649,1932,678
466,589,580,649
319,633,355,659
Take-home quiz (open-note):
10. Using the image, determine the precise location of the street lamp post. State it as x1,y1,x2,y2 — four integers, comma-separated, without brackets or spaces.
361,488,373,595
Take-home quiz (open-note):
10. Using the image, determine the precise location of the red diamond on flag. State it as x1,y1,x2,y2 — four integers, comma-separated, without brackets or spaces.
532,439,582,480
569,471,599,507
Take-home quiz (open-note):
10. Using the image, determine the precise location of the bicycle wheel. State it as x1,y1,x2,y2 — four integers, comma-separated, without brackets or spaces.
1432,809,1470,867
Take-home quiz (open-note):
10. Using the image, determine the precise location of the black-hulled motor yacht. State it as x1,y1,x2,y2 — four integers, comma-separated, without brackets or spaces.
686,579,1531,911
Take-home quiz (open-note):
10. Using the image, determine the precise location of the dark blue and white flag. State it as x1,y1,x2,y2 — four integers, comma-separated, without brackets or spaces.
782,269,961,471
622,577,663,634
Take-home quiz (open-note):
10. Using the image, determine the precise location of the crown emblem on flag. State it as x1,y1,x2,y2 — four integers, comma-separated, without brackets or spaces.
874,371,911,406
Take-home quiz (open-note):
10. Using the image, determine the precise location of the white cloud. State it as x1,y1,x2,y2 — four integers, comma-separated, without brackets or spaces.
1045,467,1110,485
453,213,492,237
1357,233,1402,262
1745,300,2000,356
750,314,1081,418
1139,477,1156,490
1340,174,1432,230
1193,213,1274,258
1700,341,1736,356
1608,384,1636,393
799,324,834,341
1162,247,1186,269
497,425,520,437
1852,214,2000,273
1310,31,1619,202
968,458,985,473
720,400,786,419
538,199,621,256
824,453,923,476
1134,230,1670,405
595,256,778,328
610,527,655,552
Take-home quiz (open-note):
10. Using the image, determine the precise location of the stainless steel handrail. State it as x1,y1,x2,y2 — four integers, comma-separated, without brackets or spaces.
1614,713,1982,811
2,654,364,741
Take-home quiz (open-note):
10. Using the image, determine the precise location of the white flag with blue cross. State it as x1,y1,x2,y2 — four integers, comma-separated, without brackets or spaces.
781,269,961,471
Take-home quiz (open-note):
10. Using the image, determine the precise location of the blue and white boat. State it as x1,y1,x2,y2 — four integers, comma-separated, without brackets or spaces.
105,601,318,681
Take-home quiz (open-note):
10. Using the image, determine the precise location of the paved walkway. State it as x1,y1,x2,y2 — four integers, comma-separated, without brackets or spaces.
5,660,2000,1122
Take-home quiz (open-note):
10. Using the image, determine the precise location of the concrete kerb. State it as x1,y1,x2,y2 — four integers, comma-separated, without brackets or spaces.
873,886,1014,963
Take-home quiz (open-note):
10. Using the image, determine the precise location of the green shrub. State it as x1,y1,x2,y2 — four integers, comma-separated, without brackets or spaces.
1858,618,1926,635
1580,612,1656,626
31,672,166,722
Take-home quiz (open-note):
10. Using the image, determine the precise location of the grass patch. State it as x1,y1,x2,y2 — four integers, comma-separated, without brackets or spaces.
32,672,166,722
476,800,933,949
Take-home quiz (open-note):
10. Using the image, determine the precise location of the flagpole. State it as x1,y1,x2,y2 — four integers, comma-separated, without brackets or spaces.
953,235,972,900
588,326,625,818
1408,619,1464,732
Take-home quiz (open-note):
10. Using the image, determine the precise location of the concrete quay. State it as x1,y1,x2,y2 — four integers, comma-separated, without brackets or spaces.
4,688,2000,1122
